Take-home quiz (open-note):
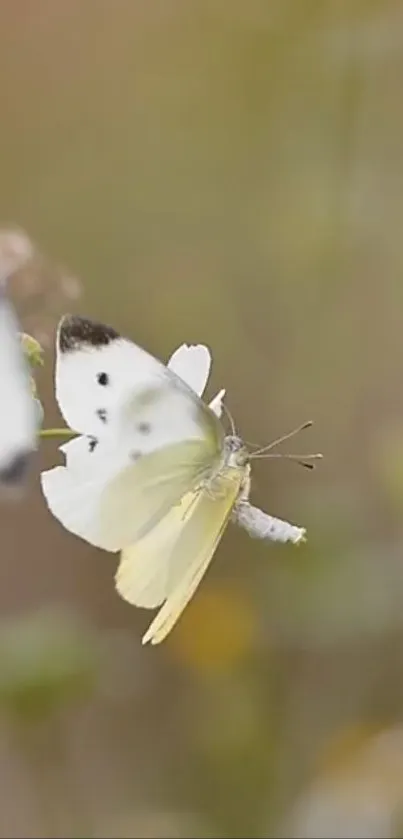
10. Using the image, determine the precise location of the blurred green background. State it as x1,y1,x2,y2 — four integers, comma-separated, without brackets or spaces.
1,1,403,836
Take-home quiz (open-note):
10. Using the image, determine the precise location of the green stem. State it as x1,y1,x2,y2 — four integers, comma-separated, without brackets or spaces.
39,428,78,440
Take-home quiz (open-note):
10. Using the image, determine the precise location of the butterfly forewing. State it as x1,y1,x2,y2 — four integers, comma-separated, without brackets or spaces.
55,315,224,456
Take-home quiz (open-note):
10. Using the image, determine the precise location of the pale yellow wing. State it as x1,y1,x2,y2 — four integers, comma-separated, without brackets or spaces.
139,469,243,645
98,439,217,550
116,489,201,608
42,438,218,552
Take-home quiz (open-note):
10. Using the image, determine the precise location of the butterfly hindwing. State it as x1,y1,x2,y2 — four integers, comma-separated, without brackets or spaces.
97,437,221,549
140,468,243,645
116,489,201,608
115,465,243,642
41,437,220,552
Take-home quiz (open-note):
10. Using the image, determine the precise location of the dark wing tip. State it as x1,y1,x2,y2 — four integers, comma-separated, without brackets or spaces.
58,315,120,353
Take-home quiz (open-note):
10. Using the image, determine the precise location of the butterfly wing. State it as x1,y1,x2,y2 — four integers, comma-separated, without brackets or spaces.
53,340,225,478
116,489,202,608
42,317,226,548
141,468,243,645
116,466,244,644
41,437,219,551
165,341,225,417
55,315,156,438
0,290,37,485
55,316,221,450
167,342,211,396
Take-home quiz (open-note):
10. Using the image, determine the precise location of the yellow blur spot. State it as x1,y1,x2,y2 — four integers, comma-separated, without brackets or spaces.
318,722,383,777
169,585,256,671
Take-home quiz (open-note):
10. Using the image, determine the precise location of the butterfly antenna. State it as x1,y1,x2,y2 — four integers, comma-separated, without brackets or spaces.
250,451,323,469
222,402,236,436
251,420,313,457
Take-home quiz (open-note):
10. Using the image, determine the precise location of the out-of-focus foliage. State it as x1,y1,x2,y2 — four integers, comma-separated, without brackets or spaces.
0,609,99,723
20,331,44,424
20,333,44,371
0,1,403,836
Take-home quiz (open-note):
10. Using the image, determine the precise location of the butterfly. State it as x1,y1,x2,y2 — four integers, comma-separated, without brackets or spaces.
41,315,318,644
0,288,38,489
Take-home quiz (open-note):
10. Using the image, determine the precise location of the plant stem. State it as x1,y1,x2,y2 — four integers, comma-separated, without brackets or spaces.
39,429,77,440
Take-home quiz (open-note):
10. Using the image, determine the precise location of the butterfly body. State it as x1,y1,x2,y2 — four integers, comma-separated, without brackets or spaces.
198,434,249,500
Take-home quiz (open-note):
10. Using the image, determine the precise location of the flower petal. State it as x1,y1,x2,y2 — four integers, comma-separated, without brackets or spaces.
167,343,211,396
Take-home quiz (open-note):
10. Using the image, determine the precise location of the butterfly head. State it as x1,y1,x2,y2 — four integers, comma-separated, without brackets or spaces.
221,405,322,470
223,435,249,468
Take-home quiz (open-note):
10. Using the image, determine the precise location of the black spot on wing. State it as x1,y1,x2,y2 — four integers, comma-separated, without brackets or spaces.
88,437,98,452
136,421,151,435
58,315,120,353
97,371,109,386
96,409,107,424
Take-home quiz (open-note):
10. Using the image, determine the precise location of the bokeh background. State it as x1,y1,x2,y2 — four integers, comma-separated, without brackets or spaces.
1,2,403,836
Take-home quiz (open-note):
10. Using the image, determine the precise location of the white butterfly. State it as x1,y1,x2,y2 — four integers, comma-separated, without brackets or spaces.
0,289,38,489
41,316,311,645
